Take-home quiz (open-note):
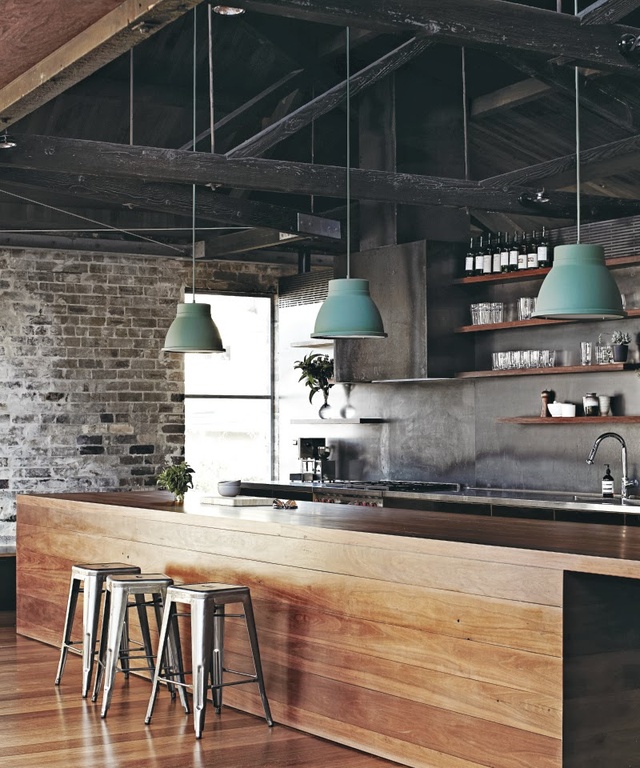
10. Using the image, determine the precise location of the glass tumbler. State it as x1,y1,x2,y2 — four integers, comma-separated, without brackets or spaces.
580,342,592,366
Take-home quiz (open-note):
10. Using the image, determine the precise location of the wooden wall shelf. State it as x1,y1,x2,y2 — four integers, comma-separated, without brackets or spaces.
457,363,640,379
499,416,640,424
453,253,640,286
456,308,640,334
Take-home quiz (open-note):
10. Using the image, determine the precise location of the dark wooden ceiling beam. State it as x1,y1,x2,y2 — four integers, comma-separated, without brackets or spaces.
205,227,304,257
579,0,640,24
0,0,201,128
179,69,305,151
470,79,552,119
234,0,640,74
481,132,640,190
226,37,432,158
2,133,638,218
0,166,342,240
497,51,639,132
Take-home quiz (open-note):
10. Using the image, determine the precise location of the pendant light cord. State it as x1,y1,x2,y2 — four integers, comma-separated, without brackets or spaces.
191,7,198,302
574,0,581,244
345,26,351,279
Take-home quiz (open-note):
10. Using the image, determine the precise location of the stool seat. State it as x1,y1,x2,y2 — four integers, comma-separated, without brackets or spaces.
145,582,273,738
55,562,141,698
94,573,188,718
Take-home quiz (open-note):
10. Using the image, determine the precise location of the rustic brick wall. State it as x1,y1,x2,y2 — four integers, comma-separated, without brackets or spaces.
0,247,288,543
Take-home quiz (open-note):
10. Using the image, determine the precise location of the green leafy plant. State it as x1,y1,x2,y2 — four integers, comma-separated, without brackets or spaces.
156,461,195,503
611,330,631,345
294,352,334,404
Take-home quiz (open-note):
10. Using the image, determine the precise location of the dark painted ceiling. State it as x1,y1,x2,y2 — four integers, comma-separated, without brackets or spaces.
1,0,640,263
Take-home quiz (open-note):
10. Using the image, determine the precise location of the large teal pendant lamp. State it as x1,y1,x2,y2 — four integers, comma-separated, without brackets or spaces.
311,27,387,340
532,4,625,321
163,8,225,353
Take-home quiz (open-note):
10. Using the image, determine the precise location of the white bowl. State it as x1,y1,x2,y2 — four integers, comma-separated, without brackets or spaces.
218,480,241,497
560,403,576,417
547,402,563,417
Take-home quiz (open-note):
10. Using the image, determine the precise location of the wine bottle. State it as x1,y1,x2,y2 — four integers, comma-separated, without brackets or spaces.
482,233,493,275
464,237,475,277
527,230,539,269
517,232,528,270
474,235,485,276
508,231,519,272
537,226,550,268
500,232,510,273
492,231,502,274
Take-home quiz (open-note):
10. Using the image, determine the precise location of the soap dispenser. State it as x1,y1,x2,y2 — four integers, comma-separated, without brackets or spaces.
602,464,614,498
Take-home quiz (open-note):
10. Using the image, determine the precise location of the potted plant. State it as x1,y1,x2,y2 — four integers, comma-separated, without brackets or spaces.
294,352,334,418
610,330,631,362
156,461,195,503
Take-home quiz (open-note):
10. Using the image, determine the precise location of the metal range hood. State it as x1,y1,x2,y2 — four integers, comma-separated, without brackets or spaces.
334,239,460,382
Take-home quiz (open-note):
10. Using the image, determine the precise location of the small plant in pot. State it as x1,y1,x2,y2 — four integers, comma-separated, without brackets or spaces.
610,330,632,363
294,352,334,418
156,461,195,504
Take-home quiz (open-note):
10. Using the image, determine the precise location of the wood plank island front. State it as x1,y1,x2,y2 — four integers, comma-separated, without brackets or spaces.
16,492,640,768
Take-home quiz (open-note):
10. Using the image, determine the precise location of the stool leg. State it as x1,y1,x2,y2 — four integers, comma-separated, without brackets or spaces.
100,586,128,718
145,595,175,725
134,593,155,676
91,589,112,702
55,576,81,686
211,605,224,713
242,595,274,726
192,600,214,739
167,606,190,714
81,573,104,698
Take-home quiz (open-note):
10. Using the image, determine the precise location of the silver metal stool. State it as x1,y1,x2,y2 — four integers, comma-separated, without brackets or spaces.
54,562,141,698
145,582,273,739
93,573,189,718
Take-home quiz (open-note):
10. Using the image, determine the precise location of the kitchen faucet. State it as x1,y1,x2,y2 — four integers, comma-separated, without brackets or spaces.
586,432,638,499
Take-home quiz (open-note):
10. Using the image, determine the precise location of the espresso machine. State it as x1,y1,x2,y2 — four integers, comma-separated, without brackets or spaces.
290,438,335,482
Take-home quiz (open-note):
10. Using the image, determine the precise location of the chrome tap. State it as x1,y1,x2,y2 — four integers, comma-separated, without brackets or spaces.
586,432,638,499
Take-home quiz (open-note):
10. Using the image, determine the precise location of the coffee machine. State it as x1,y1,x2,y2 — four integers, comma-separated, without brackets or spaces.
290,438,335,482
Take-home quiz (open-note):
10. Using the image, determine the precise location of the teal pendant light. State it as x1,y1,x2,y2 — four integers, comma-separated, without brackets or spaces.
163,301,224,352
532,244,624,319
311,27,387,340
163,7,225,353
533,1,624,321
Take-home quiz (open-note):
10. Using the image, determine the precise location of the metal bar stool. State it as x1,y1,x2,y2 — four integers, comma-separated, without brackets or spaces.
93,573,189,719
145,582,274,739
54,562,141,698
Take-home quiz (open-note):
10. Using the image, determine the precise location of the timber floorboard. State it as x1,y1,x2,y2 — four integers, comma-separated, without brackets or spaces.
0,621,401,768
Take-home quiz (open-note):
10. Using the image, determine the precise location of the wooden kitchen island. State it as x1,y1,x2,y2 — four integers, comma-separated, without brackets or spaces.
16,491,640,768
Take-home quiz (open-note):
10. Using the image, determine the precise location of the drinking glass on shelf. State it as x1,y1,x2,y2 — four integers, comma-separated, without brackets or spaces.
596,344,612,364
580,342,592,366
490,302,504,324
492,352,500,370
470,303,480,325
521,350,531,368
547,349,556,367
530,349,540,368
517,297,536,321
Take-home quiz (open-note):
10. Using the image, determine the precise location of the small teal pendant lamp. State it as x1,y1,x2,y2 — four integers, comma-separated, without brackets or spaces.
164,8,225,353
533,3,624,321
312,27,387,340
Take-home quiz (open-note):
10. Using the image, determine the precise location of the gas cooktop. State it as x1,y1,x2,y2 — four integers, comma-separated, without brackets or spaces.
321,480,461,493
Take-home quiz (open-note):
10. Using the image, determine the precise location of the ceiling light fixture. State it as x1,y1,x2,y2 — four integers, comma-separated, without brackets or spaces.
311,27,386,340
532,2,625,321
163,7,225,353
212,5,245,15
0,133,16,149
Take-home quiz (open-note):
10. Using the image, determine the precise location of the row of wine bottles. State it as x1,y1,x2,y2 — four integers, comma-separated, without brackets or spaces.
463,228,553,277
